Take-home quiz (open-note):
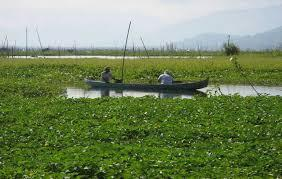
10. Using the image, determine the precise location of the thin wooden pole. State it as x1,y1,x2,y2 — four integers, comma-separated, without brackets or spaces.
1,37,4,58
11,46,13,58
58,45,61,57
197,44,201,57
3,35,8,47
132,42,135,57
121,21,131,82
140,37,149,58
2,35,8,58
74,41,77,56
13,40,16,58
26,27,28,58
6,37,9,58
36,26,44,57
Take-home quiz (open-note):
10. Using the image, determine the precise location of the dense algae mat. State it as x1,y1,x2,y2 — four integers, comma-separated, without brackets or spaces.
0,95,281,177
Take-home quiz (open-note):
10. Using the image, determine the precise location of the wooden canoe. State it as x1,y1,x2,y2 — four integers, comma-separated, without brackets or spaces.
85,78,209,91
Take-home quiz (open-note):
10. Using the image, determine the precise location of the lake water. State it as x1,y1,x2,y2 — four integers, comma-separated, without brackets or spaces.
65,85,282,99
65,88,205,99
202,85,282,96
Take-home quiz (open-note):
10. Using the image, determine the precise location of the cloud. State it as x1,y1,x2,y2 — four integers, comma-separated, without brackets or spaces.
1,0,282,24
1,0,281,46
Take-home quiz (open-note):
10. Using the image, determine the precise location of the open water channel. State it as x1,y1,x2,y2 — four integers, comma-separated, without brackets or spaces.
65,85,282,99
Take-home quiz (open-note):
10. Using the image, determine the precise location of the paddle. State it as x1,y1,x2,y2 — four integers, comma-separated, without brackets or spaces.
114,79,123,83
173,80,183,84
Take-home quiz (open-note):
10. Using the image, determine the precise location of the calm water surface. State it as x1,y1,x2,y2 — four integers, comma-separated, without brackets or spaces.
65,85,282,99
65,88,204,99
202,85,282,96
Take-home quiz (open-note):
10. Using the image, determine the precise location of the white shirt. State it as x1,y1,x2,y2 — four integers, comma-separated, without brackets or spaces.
158,73,173,85
101,71,112,82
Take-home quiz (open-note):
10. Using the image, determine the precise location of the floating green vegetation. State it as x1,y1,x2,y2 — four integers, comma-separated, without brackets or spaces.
0,95,281,177
0,53,281,177
0,53,281,98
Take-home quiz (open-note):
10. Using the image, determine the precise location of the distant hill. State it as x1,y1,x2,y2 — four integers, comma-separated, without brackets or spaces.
177,26,282,50
161,5,282,40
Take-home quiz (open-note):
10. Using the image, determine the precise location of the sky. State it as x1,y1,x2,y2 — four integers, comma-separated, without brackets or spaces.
1,0,282,48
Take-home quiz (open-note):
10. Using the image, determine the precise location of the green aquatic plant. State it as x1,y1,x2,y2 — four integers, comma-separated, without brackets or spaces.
0,53,281,177
0,95,281,177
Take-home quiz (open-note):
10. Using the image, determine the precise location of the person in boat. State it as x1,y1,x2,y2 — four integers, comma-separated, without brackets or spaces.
101,67,115,83
158,70,173,85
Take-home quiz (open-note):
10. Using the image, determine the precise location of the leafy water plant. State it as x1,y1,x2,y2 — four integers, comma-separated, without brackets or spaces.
0,53,281,96
0,54,281,177
0,95,281,177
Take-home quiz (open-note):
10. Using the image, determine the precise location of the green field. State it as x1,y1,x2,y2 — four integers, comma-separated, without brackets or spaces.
0,53,281,177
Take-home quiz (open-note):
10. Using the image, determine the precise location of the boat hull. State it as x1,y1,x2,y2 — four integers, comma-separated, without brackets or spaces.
85,78,209,91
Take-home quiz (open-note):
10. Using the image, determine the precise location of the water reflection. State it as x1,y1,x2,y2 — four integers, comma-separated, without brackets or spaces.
200,85,282,97
65,85,282,99
66,88,205,99
100,88,110,97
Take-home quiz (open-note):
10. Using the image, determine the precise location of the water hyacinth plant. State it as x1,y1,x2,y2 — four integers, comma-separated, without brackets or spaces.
0,53,281,177
0,95,281,177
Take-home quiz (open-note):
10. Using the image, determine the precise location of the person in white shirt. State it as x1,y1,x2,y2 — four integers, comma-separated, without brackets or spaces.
101,67,114,83
158,70,173,85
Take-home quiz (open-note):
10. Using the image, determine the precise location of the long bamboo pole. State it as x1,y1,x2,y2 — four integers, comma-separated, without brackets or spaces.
36,26,44,57
2,35,8,58
26,27,28,58
13,40,16,58
121,21,131,82
140,37,149,58
6,37,9,58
